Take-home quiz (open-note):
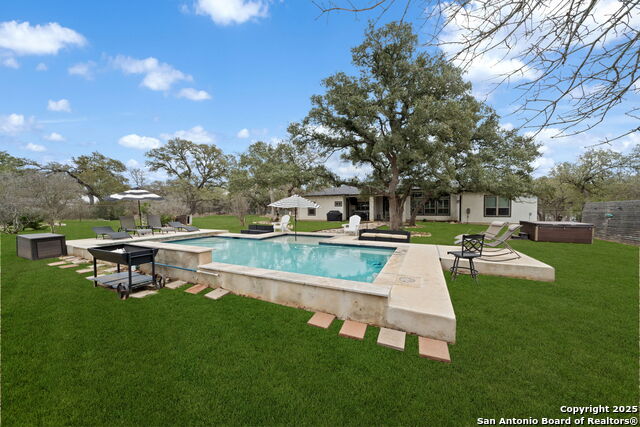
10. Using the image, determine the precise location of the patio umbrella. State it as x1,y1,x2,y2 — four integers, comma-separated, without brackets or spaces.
105,188,164,227
268,194,319,240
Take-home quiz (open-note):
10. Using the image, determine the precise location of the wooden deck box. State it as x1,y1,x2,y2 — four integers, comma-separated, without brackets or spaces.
16,233,67,260
519,221,594,244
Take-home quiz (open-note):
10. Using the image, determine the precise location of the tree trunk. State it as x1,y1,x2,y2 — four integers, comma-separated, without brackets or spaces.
268,189,277,220
387,157,404,230
408,198,427,226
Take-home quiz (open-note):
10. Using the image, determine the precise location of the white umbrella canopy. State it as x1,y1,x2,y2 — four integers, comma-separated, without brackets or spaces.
106,188,164,226
268,195,319,239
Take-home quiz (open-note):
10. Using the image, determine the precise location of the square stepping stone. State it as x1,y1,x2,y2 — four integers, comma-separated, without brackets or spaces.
59,264,78,269
130,290,157,299
377,328,406,351
165,280,186,290
307,312,335,329
185,284,207,294
339,320,367,340
59,256,75,260
102,267,118,273
418,337,451,363
204,288,229,300
76,268,95,274
48,261,67,266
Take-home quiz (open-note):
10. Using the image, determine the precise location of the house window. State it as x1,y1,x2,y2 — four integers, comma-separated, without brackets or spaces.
484,196,511,217
307,208,316,216
334,201,342,207
411,193,450,216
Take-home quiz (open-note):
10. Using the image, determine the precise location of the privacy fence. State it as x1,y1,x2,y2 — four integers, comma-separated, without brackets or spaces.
582,200,640,246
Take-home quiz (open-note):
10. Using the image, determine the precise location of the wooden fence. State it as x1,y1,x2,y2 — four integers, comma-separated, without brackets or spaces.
582,200,640,246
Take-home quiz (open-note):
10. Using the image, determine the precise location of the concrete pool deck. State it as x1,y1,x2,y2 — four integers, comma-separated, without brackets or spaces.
66,230,555,344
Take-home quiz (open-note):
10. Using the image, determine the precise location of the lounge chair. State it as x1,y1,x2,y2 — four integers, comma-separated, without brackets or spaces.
92,226,132,240
342,215,361,235
119,216,153,236
454,220,506,243
147,214,175,233
480,224,522,260
168,221,199,232
271,215,290,232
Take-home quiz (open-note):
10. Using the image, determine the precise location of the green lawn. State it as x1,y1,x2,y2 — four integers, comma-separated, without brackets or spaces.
2,216,638,426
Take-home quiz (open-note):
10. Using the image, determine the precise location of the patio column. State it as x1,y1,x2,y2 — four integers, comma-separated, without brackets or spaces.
369,196,375,221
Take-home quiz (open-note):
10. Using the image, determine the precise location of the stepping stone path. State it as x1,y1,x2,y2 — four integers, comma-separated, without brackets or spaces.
339,320,367,340
204,288,229,300
102,267,118,273
418,337,451,363
59,264,78,269
130,290,157,299
377,328,406,351
185,284,208,294
165,280,186,290
76,268,94,274
307,312,335,329
48,261,67,266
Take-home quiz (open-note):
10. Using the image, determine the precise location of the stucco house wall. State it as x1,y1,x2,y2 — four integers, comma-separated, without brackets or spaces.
297,195,345,220
457,193,537,224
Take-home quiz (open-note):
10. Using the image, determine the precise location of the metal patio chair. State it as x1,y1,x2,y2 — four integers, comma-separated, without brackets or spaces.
447,234,485,283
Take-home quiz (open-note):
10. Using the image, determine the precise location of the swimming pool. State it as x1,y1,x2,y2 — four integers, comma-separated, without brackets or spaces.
172,235,394,283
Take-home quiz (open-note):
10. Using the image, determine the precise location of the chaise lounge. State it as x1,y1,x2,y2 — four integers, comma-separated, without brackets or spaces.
168,221,200,232
92,226,132,240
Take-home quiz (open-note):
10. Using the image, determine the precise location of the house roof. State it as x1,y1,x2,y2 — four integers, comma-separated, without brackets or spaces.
304,185,360,197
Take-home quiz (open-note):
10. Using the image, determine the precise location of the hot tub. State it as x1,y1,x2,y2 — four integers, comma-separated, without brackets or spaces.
519,221,594,244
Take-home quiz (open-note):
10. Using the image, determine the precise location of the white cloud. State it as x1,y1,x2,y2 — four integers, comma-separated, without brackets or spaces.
0,20,86,55
47,98,71,112
236,128,250,138
111,55,192,91
2,57,18,68
195,0,268,25
325,152,372,179
44,132,64,141
126,158,140,168
177,87,211,101
35,62,47,71
161,125,215,143
68,61,96,79
118,134,161,150
0,113,35,134
25,142,46,152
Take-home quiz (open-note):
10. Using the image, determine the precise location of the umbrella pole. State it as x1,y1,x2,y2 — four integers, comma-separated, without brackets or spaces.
138,200,142,227
295,208,297,241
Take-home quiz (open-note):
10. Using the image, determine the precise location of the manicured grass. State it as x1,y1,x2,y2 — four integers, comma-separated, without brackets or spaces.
2,216,638,425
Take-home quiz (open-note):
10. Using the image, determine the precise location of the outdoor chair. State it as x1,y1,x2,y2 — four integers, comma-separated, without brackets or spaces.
447,234,485,283
271,215,290,232
481,224,522,260
119,216,153,236
342,215,361,235
454,220,506,244
92,226,132,240
147,214,175,233
168,221,199,232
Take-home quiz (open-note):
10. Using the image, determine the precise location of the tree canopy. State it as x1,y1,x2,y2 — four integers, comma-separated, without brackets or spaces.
291,21,538,229
146,138,231,214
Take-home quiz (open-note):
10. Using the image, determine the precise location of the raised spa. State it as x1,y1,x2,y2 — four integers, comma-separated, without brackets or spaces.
172,234,394,283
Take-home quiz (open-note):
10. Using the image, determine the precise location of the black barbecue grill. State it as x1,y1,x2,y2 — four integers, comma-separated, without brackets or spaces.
87,244,164,300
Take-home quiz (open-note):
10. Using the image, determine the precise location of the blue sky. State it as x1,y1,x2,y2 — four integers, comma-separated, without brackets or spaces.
1,0,638,179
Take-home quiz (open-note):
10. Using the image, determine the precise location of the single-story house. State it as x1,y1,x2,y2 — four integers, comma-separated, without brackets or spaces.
298,185,537,224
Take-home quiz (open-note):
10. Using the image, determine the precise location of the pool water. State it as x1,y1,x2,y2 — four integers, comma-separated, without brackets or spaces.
172,234,394,283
